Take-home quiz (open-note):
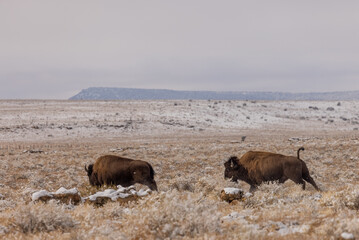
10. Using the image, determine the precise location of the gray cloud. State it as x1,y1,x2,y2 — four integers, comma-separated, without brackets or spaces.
1,1,359,99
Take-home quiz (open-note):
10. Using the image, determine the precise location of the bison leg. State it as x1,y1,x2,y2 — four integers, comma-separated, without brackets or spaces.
285,162,307,189
279,176,288,184
145,180,158,191
303,174,320,191
249,185,257,192
289,176,306,190
302,162,321,191
301,180,306,190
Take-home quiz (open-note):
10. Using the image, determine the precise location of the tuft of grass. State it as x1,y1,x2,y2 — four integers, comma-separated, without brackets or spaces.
170,181,195,192
13,201,77,233
120,191,222,239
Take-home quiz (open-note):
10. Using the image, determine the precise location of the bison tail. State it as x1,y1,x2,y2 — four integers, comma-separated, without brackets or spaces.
297,147,305,159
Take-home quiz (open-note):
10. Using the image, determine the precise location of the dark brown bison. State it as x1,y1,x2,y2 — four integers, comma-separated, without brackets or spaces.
85,155,158,191
224,147,320,192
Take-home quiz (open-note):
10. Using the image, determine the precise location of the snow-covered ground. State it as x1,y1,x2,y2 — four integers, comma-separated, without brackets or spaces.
0,100,358,142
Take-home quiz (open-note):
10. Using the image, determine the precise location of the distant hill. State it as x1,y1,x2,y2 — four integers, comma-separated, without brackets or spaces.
69,87,359,101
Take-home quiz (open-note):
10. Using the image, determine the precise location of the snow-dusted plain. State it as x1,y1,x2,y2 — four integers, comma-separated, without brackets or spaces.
0,100,359,239
0,100,358,142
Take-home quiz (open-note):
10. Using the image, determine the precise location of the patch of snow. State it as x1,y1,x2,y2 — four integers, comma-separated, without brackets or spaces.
222,212,245,221
88,185,149,202
32,187,80,202
223,188,242,195
122,208,131,214
32,190,53,201
54,187,78,195
222,211,260,232
341,232,355,239
266,221,310,236
117,185,135,192
312,193,322,201
244,192,253,198
136,189,151,197
278,224,310,235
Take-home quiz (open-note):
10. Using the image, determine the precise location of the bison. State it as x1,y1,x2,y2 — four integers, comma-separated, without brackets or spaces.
224,147,320,192
85,155,158,191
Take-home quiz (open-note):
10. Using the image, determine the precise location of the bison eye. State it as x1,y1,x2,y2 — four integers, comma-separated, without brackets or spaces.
133,171,136,175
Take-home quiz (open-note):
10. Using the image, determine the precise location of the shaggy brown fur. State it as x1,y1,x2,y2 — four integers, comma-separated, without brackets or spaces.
224,147,320,192
85,155,158,191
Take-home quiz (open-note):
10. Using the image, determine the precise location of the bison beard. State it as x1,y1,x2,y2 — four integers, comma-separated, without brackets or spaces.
224,147,320,192
85,155,158,191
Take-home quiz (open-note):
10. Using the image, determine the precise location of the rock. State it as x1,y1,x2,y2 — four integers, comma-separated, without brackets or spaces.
52,187,82,205
32,190,53,202
220,188,244,203
32,185,151,207
23,149,44,154
32,188,82,205
84,185,151,206
309,106,319,110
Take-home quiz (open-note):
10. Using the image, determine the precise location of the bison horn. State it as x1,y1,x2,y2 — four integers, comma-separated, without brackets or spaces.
230,156,238,166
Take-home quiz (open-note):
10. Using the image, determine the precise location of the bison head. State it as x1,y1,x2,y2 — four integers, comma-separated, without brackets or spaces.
85,164,93,177
85,164,99,186
224,156,239,181
224,156,248,183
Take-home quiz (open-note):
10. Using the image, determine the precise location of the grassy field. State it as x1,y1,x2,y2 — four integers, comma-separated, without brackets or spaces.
0,100,359,239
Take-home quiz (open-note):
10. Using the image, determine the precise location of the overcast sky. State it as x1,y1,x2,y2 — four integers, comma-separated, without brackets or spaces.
1,1,359,99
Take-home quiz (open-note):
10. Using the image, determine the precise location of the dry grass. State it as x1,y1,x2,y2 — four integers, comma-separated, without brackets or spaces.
0,100,359,239
13,201,77,234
